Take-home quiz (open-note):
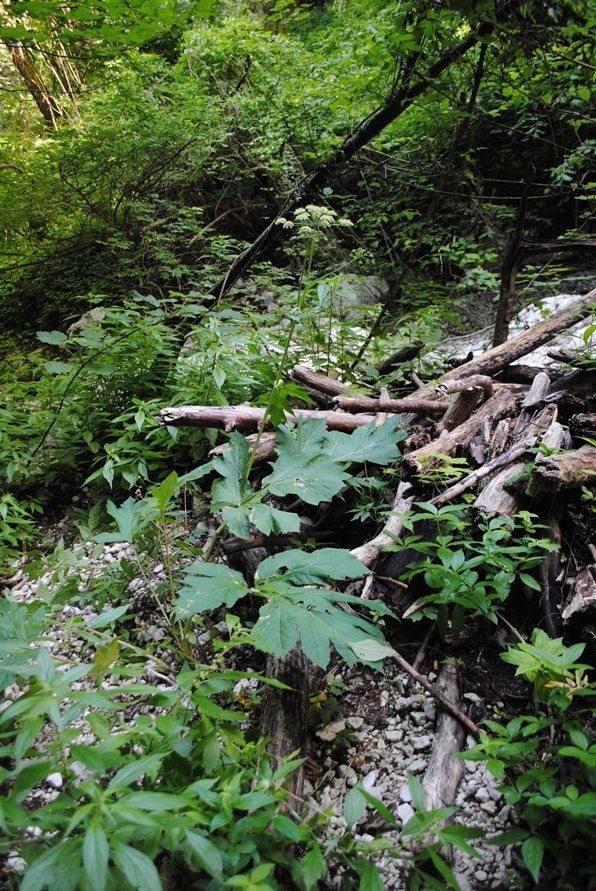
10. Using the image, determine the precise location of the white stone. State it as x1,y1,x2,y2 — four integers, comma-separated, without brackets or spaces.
396,802,415,824
412,735,432,752
317,719,346,742
385,729,402,742
408,758,427,774
46,772,63,790
399,785,412,803
346,716,364,730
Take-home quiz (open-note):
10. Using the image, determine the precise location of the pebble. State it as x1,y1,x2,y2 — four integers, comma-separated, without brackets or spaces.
410,710,427,727
475,870,488,882
385,729,402,742
46,773,63,790
408,758,427,774
412,734,431,752
399,785,412,803
481,801,498,816
396,803,415,824
346,716,364,730
317,719,346,742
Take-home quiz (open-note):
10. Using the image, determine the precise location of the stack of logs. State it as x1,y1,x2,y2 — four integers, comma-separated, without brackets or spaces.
159,289,595,810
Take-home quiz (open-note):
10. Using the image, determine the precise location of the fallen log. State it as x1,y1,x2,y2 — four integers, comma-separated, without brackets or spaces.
422,663,466,811
350,482,415,569
159,405,380,432
403,388,519,477
290,365,356,397
433,439,532,507
529,444,596,494
334,394,448,416
440,289,596,381
437,386,485,432
376,343,423,376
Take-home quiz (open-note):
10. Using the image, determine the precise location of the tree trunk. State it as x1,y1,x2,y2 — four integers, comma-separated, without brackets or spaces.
4,41,62,125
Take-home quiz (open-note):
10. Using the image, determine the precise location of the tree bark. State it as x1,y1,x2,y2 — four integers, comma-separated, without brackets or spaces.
4,41,62,125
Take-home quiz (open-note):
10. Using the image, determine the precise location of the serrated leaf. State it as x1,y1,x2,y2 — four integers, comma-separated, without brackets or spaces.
176,563,250,617
184,832,223,879
108,754,162,790
95,498,153,544
112,842,161,891
326,417,405,465
222,506,251,538
211,433,251,507
351,639,396,663
250,503,301,536
83,823,108,891
257,548,368,584
356,861,384,891
263,419,347,504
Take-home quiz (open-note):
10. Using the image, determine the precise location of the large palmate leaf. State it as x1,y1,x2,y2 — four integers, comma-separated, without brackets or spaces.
257,548,369,585
325,417,406,465
263,419,347,504
252,588,390,669
176,564,250,617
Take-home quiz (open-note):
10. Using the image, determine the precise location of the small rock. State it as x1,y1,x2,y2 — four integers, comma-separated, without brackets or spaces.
317,719,346,742
385,729,402,742
396,802,415,824
412,734,432,752
346,716,364,730
408,758,427,774
411,710,427,727
423,700,437,722
46,772,63,790
399,785,412,803
475,786,490,803
475,870,488,883
480,800,498,816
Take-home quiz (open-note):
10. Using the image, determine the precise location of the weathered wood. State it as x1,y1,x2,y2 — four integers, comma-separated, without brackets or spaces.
403,388,519,477
437,386,484,432
433,439,532,507
539,517,563,638
376,343,423,376
529,444,596,493
562,567,596,625
422,663,466,811
569,413,596,439
513,371,551,434
290,365,356,397
160,405,379,432
440,289,596,381
440,375,494,399
350,482,415,569
260,646,311,808
334,394,447,416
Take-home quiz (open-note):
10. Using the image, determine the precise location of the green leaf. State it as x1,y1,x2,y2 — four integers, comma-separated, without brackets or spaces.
83,823,109,891
356,860,384,890
272,813,302,842
351,639,396,663
185,832,223,879
108,754,162,790
263,419,347,504
344,785,367,827
93,639,120,672
221,506,251,538
87,604,130,629
112,842,161,891
257,548,368,584
521,836,544,883
407,774,426,812
211,433,251,507
326,418,405,465
176,563,250,617
95,498,153,544
154,471,178,512
291,843,326,891
45,361,74,374
250,503,301,536
20,846,62,891
37,330,67,345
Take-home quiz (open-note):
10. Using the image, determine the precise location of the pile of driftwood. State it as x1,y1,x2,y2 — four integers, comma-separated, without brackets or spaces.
159,290,595,810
